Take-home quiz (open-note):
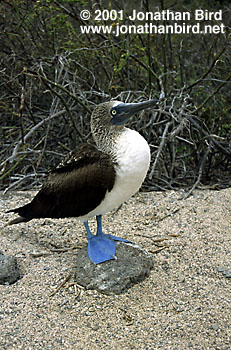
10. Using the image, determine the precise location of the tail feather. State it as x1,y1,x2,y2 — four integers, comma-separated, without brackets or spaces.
8,216,31,225
7,204,33,225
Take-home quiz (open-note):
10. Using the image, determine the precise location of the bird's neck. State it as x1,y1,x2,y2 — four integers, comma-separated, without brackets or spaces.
91,123,125,155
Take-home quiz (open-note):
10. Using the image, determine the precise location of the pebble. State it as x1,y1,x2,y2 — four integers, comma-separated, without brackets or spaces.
211,323,219,331
0,251,20,285
217,266,231,278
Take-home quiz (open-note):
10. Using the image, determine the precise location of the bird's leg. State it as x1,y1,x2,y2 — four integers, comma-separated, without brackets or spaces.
96,215,131,243
84,221,94,240
96,215,103,235
84,219,116,264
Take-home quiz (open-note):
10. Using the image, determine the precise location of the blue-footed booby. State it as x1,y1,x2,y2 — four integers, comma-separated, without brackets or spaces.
8,99,157,264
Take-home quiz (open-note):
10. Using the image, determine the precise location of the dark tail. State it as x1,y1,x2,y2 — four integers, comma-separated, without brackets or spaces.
7,204,33,225
8,216,31,225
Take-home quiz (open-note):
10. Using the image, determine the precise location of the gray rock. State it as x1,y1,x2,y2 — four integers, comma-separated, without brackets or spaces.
74,242,154,295
217,266,231,278
0,252,20,285
222,270,231,278
217,266,225,272
211,323,219,331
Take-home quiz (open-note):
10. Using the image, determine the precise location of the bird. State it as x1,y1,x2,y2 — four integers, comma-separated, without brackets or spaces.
8,99,157,264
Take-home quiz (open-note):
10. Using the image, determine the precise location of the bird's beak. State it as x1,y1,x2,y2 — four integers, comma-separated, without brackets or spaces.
111,99,158,125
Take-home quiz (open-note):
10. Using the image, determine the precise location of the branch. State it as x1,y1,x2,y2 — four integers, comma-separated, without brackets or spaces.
149,121,173,179
193,73,231,114
184,141,212,199
0,110,68,167
186,46,227,90
26,70,92,114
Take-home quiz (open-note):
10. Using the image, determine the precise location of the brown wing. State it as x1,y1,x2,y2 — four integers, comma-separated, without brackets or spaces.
9,144,116,220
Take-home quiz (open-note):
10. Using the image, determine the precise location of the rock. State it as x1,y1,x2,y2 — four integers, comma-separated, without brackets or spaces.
222,270,231,278
0,251,20,285
217,266,225,272
217,266,231,278
211,323,219,331
74,242,154,295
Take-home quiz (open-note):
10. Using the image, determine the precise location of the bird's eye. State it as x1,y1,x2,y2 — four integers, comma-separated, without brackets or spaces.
111,109,117,116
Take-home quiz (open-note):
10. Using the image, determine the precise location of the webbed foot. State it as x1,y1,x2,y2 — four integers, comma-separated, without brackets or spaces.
84,216,132,264
107,234,131,243
88,234,116,264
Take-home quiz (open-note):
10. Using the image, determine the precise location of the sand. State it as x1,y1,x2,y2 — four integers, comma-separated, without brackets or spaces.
0,189,230,349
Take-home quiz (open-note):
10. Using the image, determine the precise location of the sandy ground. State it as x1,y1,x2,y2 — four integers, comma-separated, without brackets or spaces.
0,189,230,350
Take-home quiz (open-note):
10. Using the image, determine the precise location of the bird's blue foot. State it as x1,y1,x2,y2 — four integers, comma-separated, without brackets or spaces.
106,233,131,243
88,234,116,264
83,216,132,264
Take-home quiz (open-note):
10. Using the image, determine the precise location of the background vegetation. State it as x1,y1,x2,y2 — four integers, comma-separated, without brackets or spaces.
0,0,231,194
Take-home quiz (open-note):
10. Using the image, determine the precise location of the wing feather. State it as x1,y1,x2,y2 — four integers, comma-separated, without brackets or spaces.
10,144,116,220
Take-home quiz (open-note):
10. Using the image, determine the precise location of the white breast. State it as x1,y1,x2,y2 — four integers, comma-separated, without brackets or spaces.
80,128,150,221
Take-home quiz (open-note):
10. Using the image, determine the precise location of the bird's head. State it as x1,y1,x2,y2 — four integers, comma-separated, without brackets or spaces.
91,99,158,150
109,99,158,126
91,99,158,129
